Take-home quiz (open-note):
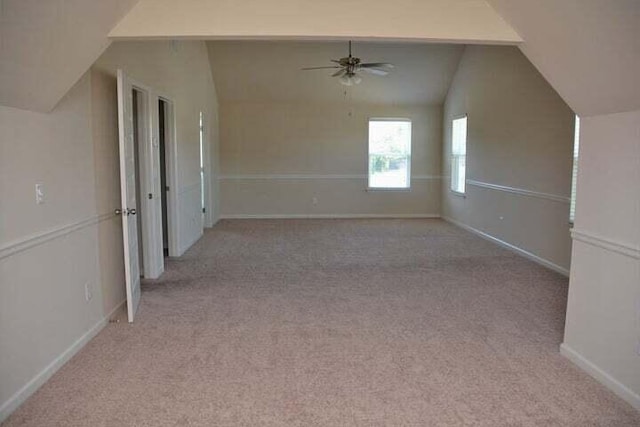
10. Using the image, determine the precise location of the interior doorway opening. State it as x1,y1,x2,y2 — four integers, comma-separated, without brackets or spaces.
159,99,170,257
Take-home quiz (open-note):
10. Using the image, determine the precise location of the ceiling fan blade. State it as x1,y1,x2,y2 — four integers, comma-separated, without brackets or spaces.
332,69,346,77
360,63,395,69
361,68,389,76
301,66,342,70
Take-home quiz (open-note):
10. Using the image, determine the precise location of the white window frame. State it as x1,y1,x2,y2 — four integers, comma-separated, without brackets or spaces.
367,118,412,191
569,115,580,224
450,114,467,196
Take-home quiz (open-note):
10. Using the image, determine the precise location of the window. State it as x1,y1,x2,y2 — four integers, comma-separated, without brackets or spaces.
570,115,580,223
368,119,412,189
199,111,205,215
450,116,467,194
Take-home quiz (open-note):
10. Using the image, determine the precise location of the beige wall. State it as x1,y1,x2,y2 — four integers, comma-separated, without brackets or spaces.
220,102,442,217
0,40,219,421
562,110,640,410
441,45,575,272
0,72,114,420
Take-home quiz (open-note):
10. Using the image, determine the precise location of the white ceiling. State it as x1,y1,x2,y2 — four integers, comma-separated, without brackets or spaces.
488,0,640,116
110,0,521,44
207,41,465,105
0,0,139,112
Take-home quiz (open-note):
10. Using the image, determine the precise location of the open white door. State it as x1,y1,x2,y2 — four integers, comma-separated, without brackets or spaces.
117,69,141,322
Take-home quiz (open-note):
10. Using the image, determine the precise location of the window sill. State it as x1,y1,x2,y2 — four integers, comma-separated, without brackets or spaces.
366,187,411,192
450,190,466,198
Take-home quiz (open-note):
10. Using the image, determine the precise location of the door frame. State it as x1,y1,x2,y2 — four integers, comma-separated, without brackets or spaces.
123,75,179,279
159,96,180,258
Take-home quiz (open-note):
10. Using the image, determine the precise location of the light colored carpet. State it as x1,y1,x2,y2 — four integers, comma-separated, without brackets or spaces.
4,219,639,426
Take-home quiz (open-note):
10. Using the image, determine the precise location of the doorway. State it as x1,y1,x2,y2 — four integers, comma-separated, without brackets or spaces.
159,99,169,257
117,70,179,321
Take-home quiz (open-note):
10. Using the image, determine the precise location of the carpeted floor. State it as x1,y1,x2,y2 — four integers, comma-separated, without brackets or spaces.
4,219,639,426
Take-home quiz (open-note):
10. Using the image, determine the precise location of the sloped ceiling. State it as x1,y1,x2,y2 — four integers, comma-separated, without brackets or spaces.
109,0,522,45
0,0,139,112
3,0,637,117
207,41,465,105
487,0,640,117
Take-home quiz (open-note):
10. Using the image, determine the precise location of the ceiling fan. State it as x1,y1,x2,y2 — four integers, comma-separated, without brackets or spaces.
302,41,394,86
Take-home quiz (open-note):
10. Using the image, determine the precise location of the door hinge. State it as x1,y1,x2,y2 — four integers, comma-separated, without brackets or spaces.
165,186,170,192
202,207,206,213
148,193,153,200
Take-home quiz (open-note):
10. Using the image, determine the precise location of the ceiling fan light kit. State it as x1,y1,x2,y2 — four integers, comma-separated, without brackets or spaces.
302,41,394,86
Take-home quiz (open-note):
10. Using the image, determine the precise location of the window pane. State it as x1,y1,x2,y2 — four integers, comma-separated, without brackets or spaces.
452,116,467,155
451,116,467,193
368,120,411,188
570,115,580,222
199,112,205,212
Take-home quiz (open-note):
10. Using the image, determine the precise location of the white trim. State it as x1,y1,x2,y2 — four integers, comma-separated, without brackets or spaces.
571,229,640,259
218,174,441,180
0,213,114,261
368,117,412,122
466,179,570,204
220,214,441,220
442,216,569,277
560,343,640,411
0,299,126,423
366,188,412,192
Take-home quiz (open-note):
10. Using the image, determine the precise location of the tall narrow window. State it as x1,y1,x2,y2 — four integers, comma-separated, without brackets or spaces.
570,115,580,223
199,112,205,215
450,116,467,194
368,119,412,189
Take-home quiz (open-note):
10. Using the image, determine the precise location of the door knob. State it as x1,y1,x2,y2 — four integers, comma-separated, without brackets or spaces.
127,208,137,216
114,208,122,215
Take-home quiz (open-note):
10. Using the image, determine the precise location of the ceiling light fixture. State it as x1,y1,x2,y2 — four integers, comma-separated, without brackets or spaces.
339,73,362,86
302,41,394,86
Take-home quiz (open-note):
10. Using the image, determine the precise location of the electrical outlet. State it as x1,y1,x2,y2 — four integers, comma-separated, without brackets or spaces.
84,282,92,302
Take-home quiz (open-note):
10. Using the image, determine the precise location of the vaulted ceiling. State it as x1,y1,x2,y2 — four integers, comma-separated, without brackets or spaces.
207,41,465,105
1,0,639,117
0,0,139,112
487,0,640,116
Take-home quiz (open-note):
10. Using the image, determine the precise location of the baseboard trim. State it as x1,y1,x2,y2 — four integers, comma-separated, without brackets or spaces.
219,214,441,220
0,299,126,423
442,216,569,277
560,343,640,411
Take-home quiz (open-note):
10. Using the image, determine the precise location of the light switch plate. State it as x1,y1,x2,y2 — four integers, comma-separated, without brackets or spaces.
35,183,44,204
